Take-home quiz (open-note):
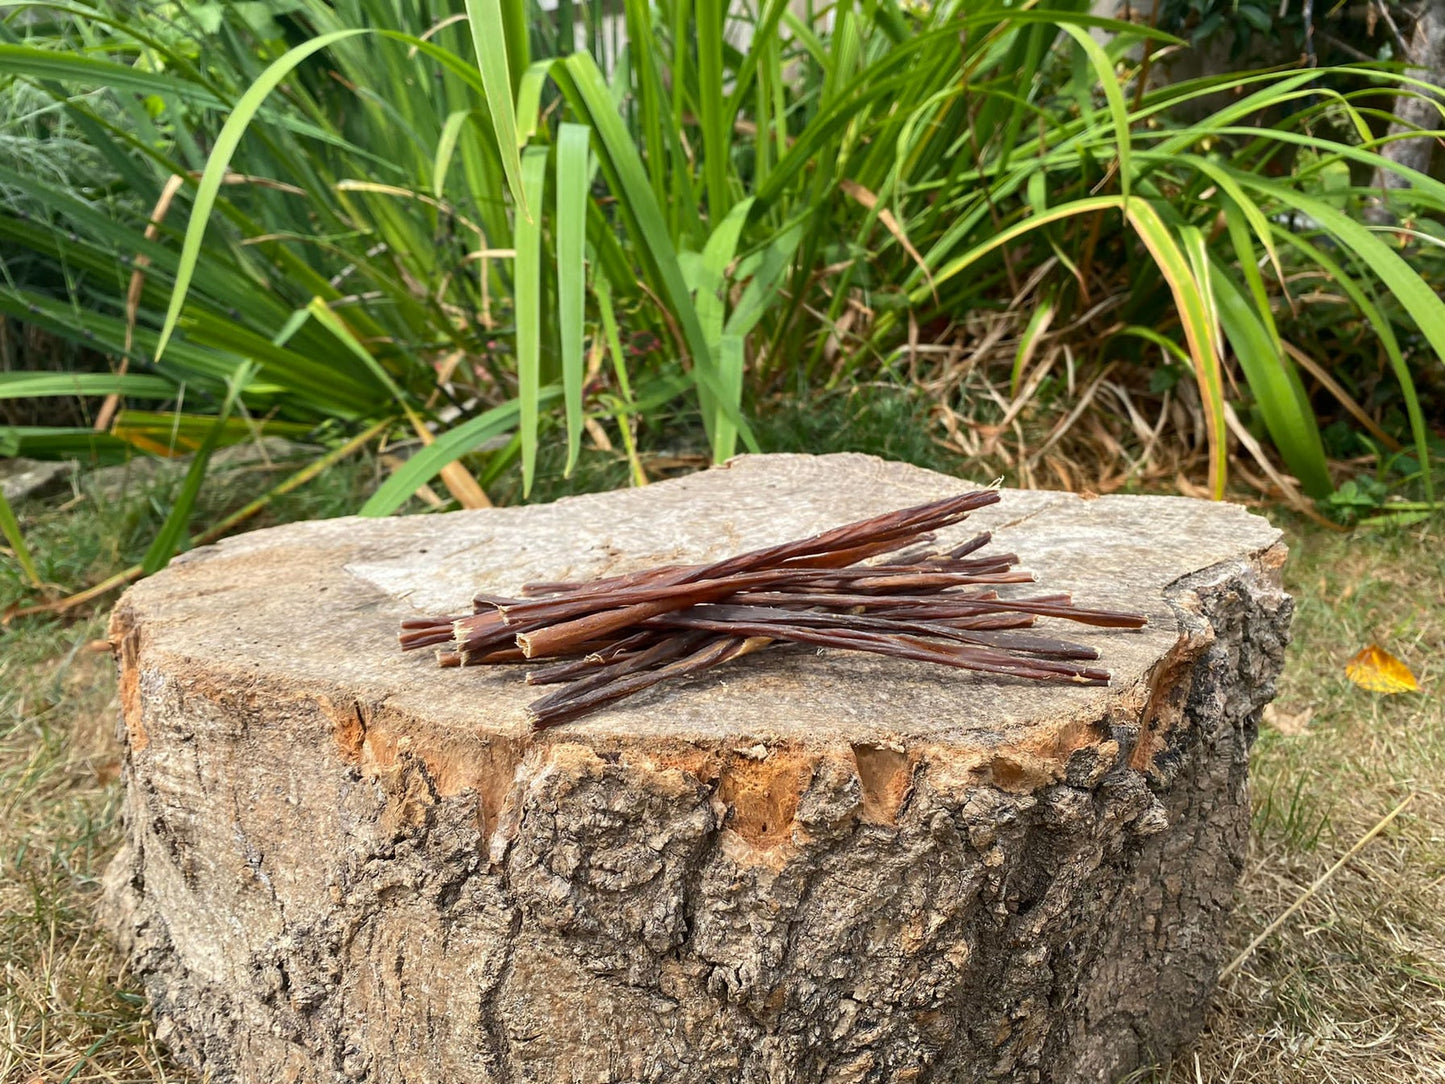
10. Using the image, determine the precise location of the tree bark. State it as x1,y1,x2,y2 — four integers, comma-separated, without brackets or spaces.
1375,0,1445,200
101,453,1292,1084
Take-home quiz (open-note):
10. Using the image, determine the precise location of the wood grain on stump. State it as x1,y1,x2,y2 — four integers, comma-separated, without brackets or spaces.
101,454,1292,1084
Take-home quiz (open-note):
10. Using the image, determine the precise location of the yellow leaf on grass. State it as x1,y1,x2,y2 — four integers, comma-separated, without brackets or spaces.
1345,645,1420,694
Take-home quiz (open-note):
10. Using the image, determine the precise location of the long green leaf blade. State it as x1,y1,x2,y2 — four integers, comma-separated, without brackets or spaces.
906,196,1124,307
557,124,590,477
0,44,225,105
434,109,473,199
1058,24,1131,204
1127,203,1227,498
304,298,408,405
0,373,176,400
554,52,755,453
696,197,755,344
153,29,369,363
1211,267,1332,497
516,145,550,496
464,0,530,220
713,334,746,463
140,363,253,574
358,392,558,516
0,487,42,588
1268,220,1435,504
696,197,754,458
697,0,731,222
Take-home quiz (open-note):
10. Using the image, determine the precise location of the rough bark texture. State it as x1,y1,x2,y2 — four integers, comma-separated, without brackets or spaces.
1376,0,1445,193
101,453,1291,1084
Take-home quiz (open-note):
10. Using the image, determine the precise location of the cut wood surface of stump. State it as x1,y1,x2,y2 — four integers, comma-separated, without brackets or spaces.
101,454,1292,1084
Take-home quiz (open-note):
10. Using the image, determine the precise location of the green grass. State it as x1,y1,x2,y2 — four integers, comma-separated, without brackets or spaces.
474,384,969,505
0,610,159,1083
1,472,1443,1082
753,385,970,475
1148,515,1445,1082
1,455,376,1080
1,444,377,607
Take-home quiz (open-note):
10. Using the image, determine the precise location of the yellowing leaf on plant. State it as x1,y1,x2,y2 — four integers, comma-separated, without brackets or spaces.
1345,645,1420,694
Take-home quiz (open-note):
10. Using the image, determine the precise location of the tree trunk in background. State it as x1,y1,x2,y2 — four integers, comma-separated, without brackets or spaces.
1374,0,1445,201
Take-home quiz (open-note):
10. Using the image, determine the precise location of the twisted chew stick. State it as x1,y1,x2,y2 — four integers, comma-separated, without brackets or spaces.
398,491,1148,730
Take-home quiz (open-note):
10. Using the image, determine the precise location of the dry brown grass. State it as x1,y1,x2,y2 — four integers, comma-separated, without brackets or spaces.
1,505,1441,1083
0,617,175,1083
910,307,1216,499
907,305,1436,520
1147,516,1445,1083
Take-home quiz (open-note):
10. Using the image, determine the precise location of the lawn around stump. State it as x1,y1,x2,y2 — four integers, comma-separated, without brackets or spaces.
1,466,1442,1083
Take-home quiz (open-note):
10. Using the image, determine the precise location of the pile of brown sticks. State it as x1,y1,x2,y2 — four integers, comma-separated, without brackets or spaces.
399,490,1147,730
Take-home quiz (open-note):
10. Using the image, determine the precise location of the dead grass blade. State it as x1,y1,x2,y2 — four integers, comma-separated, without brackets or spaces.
1282,340,1402,453
839,178,937,302
1221,792,1418,981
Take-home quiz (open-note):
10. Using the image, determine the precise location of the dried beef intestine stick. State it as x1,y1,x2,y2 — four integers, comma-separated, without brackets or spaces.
638,616,1112,682
398,490,1149,730
527,623,1109,731
644,604,1103,659
528,635,774,730
513,491,1001,606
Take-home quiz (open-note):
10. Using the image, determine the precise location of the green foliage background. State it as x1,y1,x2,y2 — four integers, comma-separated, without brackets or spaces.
1,0,1443,586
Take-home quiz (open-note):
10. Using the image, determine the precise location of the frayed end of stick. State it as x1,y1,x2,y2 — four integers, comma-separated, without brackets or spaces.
402,492,1146,728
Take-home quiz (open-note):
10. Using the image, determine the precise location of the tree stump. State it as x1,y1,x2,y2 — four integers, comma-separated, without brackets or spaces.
101,453,1291,1084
